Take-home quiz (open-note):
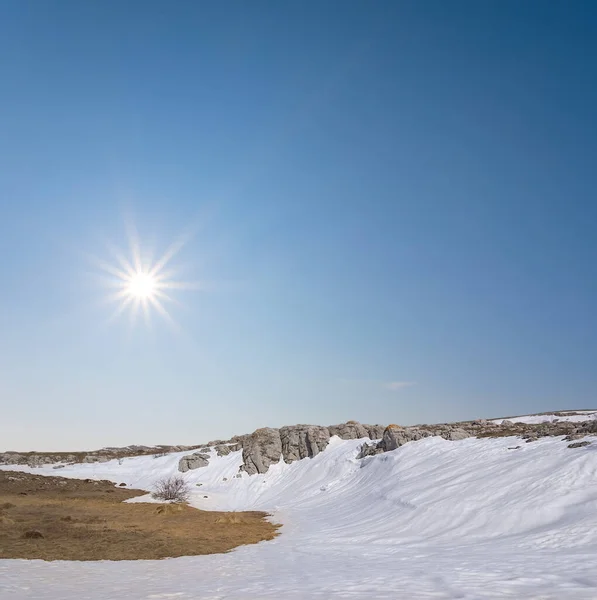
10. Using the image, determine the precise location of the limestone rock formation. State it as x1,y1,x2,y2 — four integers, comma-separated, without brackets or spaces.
328,422,369,440
279,425,331,463
178,452,210,473
445,428,471,441
240,428,283,475
365,425,386,440
215,444,232,457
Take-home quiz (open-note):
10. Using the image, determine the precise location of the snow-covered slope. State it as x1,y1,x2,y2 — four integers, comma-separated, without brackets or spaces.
2,434,597,599
492,409,597,425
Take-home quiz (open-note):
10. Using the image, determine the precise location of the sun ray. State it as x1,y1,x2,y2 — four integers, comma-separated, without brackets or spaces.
96,224,198,331
148,295,179,331
149,229,194,278
124,218,143,274
106,294,135,324
141,297,152,328
89,255,132,282
156,280,205,291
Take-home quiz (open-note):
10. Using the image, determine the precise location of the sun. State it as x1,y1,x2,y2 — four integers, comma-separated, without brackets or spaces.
92,222,201,329
127,271,157,299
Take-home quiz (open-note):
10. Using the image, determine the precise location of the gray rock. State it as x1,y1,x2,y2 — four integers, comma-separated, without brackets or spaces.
568,441,592,448
381,425,429,451
446,428,472,441
240,428,282,475
366,425,386,440
228,435,249,453
328,422,369,440
82,455,110,464
357,442,383,458
279,425,330,463
215,445,232,457
178,452,210,473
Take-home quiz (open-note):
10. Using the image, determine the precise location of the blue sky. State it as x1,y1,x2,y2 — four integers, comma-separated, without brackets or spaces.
1,1,596,451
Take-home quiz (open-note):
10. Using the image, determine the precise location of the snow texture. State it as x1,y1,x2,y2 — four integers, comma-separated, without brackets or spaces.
2,433,597,599
492,410,597,425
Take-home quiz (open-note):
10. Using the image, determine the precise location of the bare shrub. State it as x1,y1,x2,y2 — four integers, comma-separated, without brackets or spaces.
151,476,190,503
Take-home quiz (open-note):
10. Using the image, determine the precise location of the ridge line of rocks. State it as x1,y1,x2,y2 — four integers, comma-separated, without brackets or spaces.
180,418,597,474
2,417,596,474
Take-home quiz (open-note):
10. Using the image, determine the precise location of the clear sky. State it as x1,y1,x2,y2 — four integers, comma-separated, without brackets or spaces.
1,1,596,451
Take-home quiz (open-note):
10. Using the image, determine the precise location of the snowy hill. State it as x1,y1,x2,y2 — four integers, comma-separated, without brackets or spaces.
2,428,597,599
492,409,597,425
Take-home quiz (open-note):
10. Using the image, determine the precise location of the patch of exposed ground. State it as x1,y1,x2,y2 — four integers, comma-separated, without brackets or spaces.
0,471,279,561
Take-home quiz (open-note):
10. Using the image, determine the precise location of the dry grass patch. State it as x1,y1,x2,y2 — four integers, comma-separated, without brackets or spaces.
0,471,279,561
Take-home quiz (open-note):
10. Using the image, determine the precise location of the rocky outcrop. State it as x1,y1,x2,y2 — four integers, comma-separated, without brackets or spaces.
241,428,283,475
328,422,385,441
366,425,386,440
215,445,232,457
445,427,471,441
328,422,368,440
568,441,591,448
383,425,428,451
82,455,111,464
279,425,330,463
0,444,202,468
4,415,596,477
237,421,386,473
178,452,210,473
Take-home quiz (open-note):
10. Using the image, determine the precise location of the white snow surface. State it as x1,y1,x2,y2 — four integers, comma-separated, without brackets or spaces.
2,434,597,599
492,410,597,425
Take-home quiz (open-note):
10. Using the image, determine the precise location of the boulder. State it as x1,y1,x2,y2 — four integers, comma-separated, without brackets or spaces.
328,422,369,440
279,425,330,463
240,428,282,475
178,452,210,473
215,445,232,457
445,428,472,441
357,442,383,458
365,425,386,440
381,425,429,451
568,441,592,448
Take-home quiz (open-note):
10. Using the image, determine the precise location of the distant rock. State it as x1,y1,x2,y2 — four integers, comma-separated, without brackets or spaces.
178,452,210,473
382,424,429,451
568,441,592,448
328,422,369,440
215,445,232,457
445,428,471,441
365,425,386,440
82,455,110,464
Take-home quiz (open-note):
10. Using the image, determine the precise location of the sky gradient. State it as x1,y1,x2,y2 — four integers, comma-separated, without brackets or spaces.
1,1,596,451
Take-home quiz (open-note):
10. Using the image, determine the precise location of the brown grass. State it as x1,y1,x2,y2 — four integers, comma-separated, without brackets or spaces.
0,471,279,561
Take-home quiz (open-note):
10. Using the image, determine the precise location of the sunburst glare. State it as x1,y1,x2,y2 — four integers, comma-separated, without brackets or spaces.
92,223,200,330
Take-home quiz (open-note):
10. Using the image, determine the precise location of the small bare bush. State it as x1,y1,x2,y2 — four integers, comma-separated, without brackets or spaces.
151,476,190,503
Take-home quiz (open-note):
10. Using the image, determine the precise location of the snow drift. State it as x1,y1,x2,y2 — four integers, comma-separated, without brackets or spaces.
2,432,597,599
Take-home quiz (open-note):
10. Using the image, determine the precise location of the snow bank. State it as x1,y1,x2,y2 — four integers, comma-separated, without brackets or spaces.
492,410,597,425
2,434,597,599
